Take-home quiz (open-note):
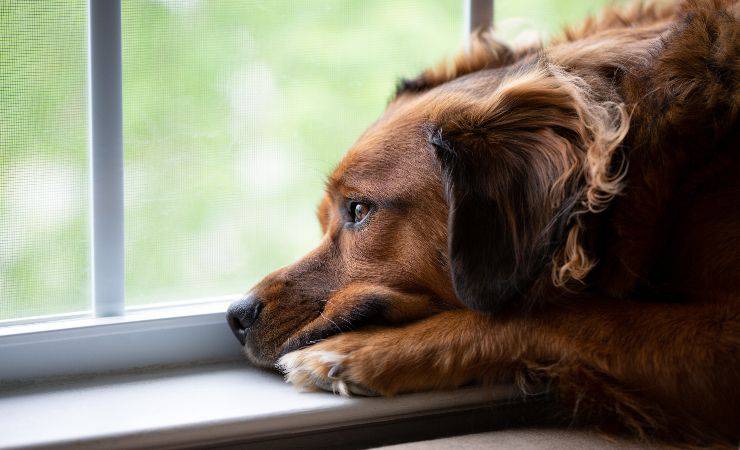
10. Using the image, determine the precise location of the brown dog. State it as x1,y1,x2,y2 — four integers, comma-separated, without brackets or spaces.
227,0,739,445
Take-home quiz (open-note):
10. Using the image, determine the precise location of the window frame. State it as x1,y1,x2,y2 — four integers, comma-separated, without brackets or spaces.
0,0,493,383
89,0,125,318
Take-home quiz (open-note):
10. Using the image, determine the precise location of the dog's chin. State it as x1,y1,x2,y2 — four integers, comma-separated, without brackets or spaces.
241,337,281,370
242,309,385,369
239,327,328,370
277,306,387,358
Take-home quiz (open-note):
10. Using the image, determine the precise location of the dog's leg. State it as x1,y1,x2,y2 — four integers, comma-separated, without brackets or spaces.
279,298,739,442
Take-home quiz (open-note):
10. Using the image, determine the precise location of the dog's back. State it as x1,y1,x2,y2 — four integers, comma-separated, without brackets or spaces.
567,0,740,303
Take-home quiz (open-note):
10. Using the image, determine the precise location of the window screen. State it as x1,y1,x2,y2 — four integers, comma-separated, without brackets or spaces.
495,0,621,41
0,0,627,321
121,0,462,306
0,1,90,320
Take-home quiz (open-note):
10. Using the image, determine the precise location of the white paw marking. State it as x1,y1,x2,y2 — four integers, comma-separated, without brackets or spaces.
277,349,376,397
277,350,349,396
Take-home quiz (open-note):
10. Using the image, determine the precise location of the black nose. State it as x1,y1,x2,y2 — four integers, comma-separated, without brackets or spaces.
226,294,263,345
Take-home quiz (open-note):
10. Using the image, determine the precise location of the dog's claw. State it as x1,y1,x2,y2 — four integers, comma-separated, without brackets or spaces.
327,364,343,379
277,349,377,397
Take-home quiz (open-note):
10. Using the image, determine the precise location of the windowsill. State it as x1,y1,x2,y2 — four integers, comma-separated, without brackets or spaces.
0,297,235,334
0,300,240,382
0,361,551,449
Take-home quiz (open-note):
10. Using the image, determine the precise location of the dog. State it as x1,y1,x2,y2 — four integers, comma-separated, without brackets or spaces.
227,0,739,445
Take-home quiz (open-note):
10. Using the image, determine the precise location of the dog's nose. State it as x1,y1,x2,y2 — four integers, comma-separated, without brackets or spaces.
226,294,263,345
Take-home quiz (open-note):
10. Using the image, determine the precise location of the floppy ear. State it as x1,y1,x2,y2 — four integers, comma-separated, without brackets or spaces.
430,64,628,313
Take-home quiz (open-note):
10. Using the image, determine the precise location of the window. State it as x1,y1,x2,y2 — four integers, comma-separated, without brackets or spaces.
0,1,90,321
1,0,620,381
1,0,462,322
121,0,463,308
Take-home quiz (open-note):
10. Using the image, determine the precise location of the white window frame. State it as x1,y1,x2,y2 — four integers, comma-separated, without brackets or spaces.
0,0,494,383
89,0,125,319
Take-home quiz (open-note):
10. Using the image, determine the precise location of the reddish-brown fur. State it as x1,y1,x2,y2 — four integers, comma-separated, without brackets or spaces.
234,0,739,446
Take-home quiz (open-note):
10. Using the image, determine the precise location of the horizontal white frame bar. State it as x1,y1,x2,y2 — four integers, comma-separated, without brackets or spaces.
0,297,236,338
0,311,89,328
0,300,240,382
0,294,240,329
89,0,125,317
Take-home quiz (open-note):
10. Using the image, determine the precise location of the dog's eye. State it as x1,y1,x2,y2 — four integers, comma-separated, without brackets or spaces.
349,201,370,224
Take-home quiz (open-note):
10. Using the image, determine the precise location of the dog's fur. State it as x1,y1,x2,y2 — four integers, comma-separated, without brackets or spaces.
235,0,739,445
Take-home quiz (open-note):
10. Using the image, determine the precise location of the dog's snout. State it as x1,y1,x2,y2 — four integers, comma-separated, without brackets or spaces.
226,294,263,345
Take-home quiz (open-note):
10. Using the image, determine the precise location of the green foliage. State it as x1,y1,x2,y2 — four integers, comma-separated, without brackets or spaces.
1,0,618,319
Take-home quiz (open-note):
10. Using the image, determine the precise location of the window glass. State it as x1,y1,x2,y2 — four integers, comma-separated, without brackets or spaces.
0,1,89,320
122,1,462,306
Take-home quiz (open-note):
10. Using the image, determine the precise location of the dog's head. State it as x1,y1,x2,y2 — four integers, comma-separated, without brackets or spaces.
227,99,459,366
228,35,629,367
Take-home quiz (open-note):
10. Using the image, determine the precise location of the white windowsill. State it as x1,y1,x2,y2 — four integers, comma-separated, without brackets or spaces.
0,361,529,449
0,296,237,332
0,300,240,382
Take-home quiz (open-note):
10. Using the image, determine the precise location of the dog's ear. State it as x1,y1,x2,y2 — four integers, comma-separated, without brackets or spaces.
430,65,628,313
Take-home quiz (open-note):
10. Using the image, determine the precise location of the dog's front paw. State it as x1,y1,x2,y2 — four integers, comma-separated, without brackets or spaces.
277,336,379,397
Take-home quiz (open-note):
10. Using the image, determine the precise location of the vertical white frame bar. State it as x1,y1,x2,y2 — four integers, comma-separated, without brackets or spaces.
465,0,494,35
89,0,124,317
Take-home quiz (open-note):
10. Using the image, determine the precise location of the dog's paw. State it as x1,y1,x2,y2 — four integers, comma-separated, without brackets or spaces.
277,341,379,397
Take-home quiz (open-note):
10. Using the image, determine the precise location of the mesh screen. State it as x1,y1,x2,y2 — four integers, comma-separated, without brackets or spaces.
0,0,629,320
495,0,623,42
122,0,462,306
0,1,90,320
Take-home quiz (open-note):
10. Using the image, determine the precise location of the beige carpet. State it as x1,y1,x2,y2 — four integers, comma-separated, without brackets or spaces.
374,428,662,449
